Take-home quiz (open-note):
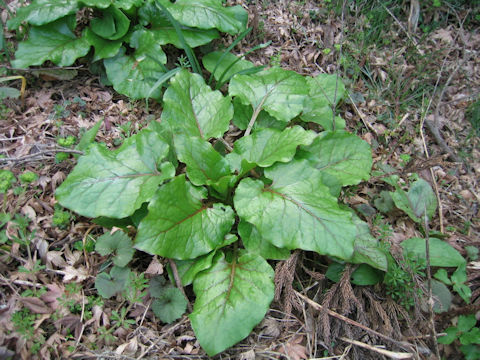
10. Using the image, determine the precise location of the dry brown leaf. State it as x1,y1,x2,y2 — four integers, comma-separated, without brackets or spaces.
278,336,308,360
41,283,65,310
115,336,139,356
20,297,52,314
145,256,164,275
62,265,89,282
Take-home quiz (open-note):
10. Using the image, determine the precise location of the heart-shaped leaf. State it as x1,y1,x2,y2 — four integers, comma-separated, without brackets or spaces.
12,17,90,68
135,175,235,260
229,67,308,122
95,231,134,267
56,129,174,218
157,0,247,35
95,266,130,299
161,69,233,139
234,160,356,260
298,130,372,187
190,250,274,356
7,0,79,30
152,287,188,324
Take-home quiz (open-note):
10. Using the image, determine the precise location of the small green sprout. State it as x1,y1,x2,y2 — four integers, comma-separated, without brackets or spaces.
19,171,38,184
0,169,16,193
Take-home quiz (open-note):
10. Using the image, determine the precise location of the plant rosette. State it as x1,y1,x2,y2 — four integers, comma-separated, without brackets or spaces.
55,66,387,356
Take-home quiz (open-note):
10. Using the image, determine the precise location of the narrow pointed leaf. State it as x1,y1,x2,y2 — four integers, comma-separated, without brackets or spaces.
135,175,235,260
298,130,372,187
56,129,173,218
174,135,231,186
301,74,346,130
12,18,90,68
157,0,247,35
226,126,316,173
229,67,308,122
161,69,233,139
234,160,356,260
7,0,79,30
190,250,274,356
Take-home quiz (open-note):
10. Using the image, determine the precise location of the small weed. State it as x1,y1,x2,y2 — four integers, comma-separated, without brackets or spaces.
383,253,426,309
439,314,480,359
11,307,45,354
52,205,72,229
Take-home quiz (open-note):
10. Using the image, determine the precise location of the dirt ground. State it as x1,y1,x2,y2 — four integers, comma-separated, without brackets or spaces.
0,0,479,359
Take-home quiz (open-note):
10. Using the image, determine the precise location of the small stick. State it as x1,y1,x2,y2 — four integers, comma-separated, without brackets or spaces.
168,259,192,312
347,93,378,135
339,337,413,359
294,291,414,352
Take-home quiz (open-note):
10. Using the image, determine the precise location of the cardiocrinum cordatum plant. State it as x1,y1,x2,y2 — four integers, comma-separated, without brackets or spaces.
55,60,388,354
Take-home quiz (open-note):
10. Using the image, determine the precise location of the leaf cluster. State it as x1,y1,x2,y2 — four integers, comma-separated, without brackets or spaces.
7,0,248,100
55,60,389,355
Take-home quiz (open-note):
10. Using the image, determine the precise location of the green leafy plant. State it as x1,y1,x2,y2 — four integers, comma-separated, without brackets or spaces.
8,0,248,101
434,264,471,304
52,205,73,229
439,314,480,360
149,276,188,323
55,63,388,355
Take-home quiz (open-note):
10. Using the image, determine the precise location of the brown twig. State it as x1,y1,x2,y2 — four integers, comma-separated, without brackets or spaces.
0,148,84,165
168,259,192,312
339,337,413,359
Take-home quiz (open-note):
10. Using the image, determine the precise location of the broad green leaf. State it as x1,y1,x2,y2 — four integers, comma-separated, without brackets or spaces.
229,67,308,122
56,129,174,218
157,0,247,35
431,279,452,313
434,269,452,285
401,237,466,267
161,69,233,139
90,5,130,40
0,87,20,100
234,160,356,260
458,315,477,333
298,130,372,187
175,251,217,286
232,98,286,131
391,179,437,223
95,266,130,298
438,327,459,345
7,0,79,30
129,28,167,65
374,190,395,214
11,18,90,68
190,250,274,356
81,0,144,10
350,214,388,271
238,221,290,260
149,275,170,298
152,287,188,324
138,3,219,47
351,264,384,285
95,231,134,267
104,46,166,100
135,175,235,260
460,328,480,345
301,74,346,130
203,51,254,83
174,135,231,186
226,126,316,174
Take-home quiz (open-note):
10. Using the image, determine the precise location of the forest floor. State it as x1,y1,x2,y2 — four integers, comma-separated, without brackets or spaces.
0,0,479,359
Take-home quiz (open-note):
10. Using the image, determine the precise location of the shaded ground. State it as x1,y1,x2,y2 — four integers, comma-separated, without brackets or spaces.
1,0,479,359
